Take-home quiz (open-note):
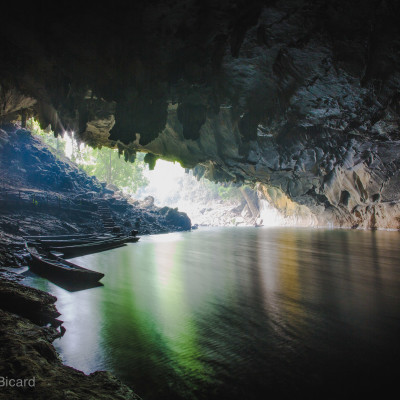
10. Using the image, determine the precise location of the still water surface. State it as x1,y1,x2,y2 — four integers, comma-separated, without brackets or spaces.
25,227,400,399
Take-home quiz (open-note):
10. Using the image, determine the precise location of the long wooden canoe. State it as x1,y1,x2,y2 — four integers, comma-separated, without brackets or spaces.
37,236,116,247
25,243,104,284
47,236,135,258
124,237,140,243
24,233,106,241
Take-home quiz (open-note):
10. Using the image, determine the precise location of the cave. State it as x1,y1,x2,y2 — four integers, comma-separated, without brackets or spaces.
1,0,399,229
1,1,400,399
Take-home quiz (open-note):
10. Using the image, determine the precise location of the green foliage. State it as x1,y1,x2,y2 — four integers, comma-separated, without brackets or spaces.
27,118,66,158
79,148,149,194
217,184,243,201
27,118,149,194
194,178,246,202
198,178,220,198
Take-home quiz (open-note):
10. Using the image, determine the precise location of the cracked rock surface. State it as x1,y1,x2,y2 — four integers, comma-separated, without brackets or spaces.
1,0,399,227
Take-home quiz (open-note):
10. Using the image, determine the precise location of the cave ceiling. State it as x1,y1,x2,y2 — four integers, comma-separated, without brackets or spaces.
1,0,400,227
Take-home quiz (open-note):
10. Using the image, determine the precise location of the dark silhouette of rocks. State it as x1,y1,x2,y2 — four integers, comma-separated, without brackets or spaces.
1,0,399,228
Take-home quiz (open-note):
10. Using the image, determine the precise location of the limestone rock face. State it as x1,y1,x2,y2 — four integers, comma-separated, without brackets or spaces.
0,126,192,236
1,0,399,228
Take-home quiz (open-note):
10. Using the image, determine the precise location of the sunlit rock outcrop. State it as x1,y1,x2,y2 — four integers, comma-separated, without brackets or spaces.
1,0,399,228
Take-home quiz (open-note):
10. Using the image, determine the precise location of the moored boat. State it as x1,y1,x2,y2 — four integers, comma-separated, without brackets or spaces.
24,233,108,241
125,237,140,243
36,236,116,247
25,243,104,284
47,236,136,258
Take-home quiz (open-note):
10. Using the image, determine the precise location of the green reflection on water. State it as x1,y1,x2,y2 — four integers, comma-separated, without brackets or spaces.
97,238,218,399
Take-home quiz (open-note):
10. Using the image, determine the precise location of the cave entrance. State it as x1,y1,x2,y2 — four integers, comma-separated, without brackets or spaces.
27,119,285,227
138,159,285,227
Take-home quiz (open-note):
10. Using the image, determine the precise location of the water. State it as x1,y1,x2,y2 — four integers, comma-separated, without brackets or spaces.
24,227,400,399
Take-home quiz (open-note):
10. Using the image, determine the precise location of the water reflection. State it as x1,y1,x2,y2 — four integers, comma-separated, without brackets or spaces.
23,227,400,399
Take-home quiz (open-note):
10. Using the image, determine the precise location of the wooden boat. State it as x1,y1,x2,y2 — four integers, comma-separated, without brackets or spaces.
125,236,140,243
47,236,135,258
36,236,116,247
24,233,111,241
25,243,104,284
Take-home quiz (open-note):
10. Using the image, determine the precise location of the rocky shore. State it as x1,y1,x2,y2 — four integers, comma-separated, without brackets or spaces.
0,124,192,269
0,124,192,399
0,276,141,400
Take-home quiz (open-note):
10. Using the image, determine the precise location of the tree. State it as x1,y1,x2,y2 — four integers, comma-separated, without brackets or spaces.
79,147,149,194
26,118,66,157
28,118,149,194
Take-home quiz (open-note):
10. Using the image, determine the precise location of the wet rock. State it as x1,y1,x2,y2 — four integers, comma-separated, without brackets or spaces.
0,299,141,400
106,183,119,192
140,196,155,208
163,208,192,231
0,277,61,327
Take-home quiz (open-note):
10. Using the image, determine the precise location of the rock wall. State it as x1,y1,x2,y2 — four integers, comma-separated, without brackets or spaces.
0,125,191,238
0,0,399,228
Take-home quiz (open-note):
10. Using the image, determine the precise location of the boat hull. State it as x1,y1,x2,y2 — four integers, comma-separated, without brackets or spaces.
48,237,138,258
26,245,104,284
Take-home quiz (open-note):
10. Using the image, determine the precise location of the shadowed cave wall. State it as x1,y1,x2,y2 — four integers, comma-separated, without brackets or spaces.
1,0,400,228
